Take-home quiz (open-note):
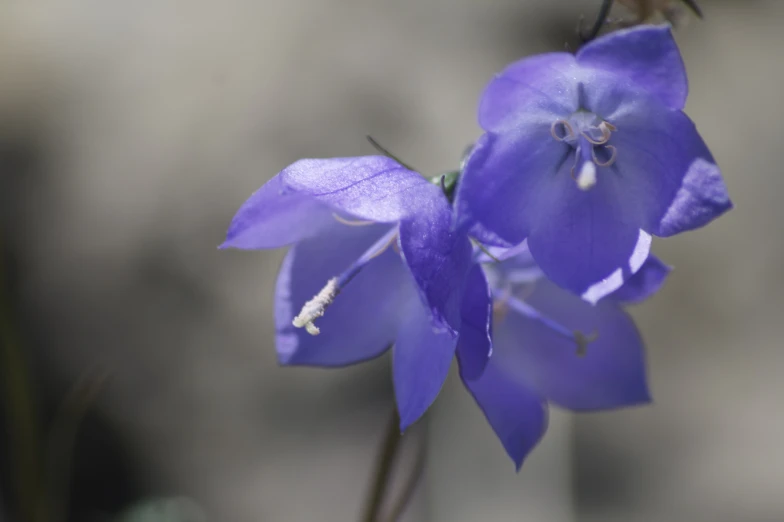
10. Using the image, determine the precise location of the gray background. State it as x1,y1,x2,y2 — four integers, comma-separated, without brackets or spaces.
0,0,780,520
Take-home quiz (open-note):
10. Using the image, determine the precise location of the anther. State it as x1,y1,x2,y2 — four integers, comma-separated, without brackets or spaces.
581,121,616,145
592,145,617,167
292,277,340,336
581,127,610,145
574,330,599,356
550,120,575,142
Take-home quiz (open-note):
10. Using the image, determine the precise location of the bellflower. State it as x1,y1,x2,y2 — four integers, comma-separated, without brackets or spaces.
456,25,731,302
221,156,487,430
459,242,669,469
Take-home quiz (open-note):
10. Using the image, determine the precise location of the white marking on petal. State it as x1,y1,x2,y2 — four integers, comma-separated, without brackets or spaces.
581,268,624,305
629,229,652,274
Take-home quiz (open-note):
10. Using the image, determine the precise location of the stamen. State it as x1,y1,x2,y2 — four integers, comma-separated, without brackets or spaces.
592,145,617,167
333,213,376,227
365,231,398,262
504,295,575,341
574,330,599,356
581,127,610,145
292,228,399,336
576,161,597,190
581,121,615,145
292,277,339,336
501,292,598,354
550,120,575,141
472,239,502,263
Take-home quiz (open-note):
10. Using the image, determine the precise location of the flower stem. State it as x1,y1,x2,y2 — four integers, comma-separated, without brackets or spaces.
44,366,111,522
383,424,427,522
0,243,45,522
580,0,614,42
359,408,402,522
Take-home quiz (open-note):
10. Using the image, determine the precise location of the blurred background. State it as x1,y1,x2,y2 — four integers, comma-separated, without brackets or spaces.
0,0,780,520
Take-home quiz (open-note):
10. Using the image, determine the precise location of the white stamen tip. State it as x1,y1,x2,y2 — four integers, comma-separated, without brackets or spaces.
576,161,597,190
292,277,340,336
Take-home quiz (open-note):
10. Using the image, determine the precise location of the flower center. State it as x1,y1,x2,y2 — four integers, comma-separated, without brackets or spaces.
550,112,617,191
292,226,398,335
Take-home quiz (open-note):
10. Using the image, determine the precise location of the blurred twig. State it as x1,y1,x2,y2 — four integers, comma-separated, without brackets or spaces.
44,365,112,522
0,241,44,522
383,424,427,522
359,409,402,522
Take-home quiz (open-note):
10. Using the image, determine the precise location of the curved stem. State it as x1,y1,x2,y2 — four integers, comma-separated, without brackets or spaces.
580,0,614,42
359,408,402,522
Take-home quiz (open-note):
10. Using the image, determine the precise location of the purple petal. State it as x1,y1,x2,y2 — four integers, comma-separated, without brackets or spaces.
393,298,457,431
275,222,413,366
399,203,474,335
461,356,548,471
468,222,514,248
487,241,541,279
609,255,671,304
455,132,568,245
523,150,652,300
478,53,579,133
281,156,443,223
577,25,687,110
455,265,493,381
499,279,650,411
605,99,732,237
222,173,334,249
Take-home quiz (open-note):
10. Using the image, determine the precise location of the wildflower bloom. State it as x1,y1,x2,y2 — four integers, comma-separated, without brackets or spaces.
460,242,668,468
221,156,488,430
456,25,731,302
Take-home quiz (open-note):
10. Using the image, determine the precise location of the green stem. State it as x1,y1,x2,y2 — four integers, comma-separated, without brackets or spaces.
359,408,402,522
0,244,44,522
45,367,110,522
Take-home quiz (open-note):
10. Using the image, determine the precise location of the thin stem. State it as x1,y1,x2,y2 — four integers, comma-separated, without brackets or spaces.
0,242,44,522
580,0,614,42
44,366,111,522
383,424,427,522
365,136,416,173
359,408,402,522
681,0,703,18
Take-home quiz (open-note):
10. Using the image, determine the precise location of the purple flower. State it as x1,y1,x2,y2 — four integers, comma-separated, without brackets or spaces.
459,242,668,469
222,156,483,430
455,25,731,302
